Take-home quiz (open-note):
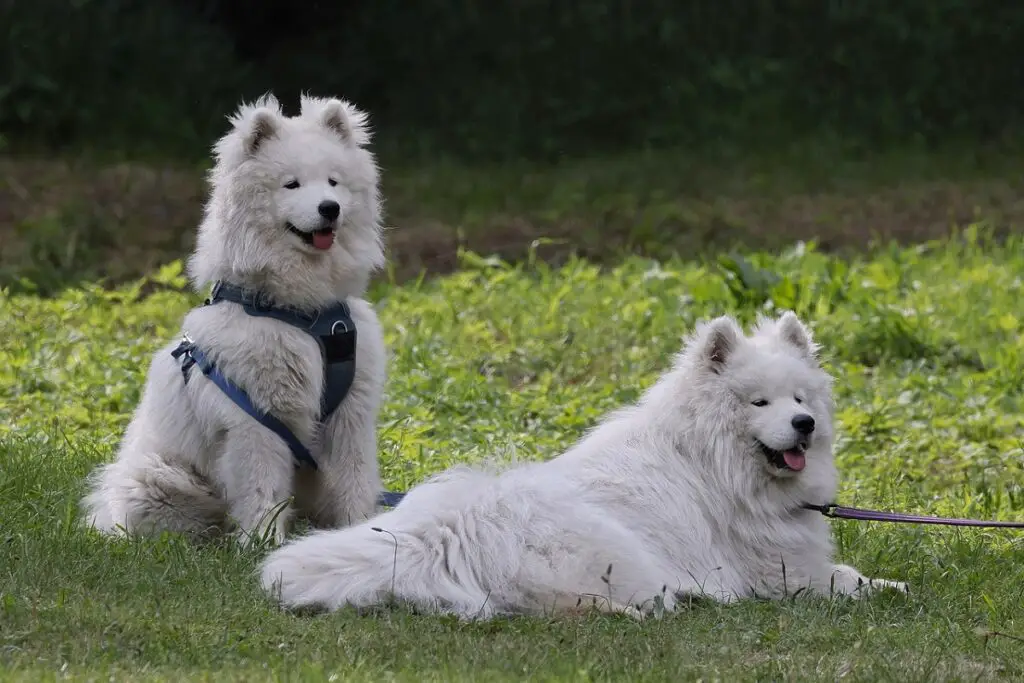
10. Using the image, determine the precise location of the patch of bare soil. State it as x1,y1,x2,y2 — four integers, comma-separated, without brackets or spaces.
1,157,1021,291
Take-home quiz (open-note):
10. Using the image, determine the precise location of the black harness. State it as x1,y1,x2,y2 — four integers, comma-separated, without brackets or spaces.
171,281,357,471
170,281,406,508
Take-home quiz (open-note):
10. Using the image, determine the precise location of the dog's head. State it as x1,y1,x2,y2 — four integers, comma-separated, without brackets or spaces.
189,93,384,308
682,311,835,481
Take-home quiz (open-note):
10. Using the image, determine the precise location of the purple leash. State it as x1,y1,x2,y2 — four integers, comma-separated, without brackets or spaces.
803,503,1024,529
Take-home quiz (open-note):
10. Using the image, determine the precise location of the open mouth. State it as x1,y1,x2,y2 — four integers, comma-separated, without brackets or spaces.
757,440,808,472
286,222,335,251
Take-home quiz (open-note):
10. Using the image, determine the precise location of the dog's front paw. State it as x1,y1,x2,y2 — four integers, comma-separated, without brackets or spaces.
674,586,735,607
230,523,287,550
844,574,909,600
230,528,265,550
825,564,908,599
857,577,909,598
631,589,677,620
230,499,294,549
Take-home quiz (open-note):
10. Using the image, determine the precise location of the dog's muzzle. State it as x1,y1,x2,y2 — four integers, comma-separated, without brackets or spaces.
757,439,808,472
287,222,336,251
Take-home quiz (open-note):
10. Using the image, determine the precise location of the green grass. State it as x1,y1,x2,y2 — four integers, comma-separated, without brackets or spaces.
2,229,1024,681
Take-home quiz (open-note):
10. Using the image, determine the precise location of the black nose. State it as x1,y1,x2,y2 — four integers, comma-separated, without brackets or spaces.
318,200,340,220
791,413,815,434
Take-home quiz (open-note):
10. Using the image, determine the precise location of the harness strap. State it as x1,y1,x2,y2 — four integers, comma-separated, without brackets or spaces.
377,491,406,508
172,281,401,507
172,339,319,471
172,338,405,509
208,280,357,419
208,281,319,327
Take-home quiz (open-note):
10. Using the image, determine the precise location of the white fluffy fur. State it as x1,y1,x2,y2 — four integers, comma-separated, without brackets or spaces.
259,312,907,618
81,93,388,546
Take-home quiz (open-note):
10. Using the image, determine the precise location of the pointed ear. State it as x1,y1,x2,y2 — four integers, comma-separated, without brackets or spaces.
776,311,818,360
301,94,372,147
320,99,354,143
228,94,282,157
244,109,279,156
689,315,743,374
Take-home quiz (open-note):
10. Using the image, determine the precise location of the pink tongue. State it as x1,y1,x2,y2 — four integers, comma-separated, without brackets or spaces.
783,450,806,471
312,231,335,250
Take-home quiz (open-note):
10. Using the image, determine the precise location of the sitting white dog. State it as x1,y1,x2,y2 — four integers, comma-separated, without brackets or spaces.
81,93,389,545
260,312,907,618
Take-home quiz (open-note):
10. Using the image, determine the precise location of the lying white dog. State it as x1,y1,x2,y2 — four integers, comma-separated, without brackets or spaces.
81,93,388,545
259,312,907,618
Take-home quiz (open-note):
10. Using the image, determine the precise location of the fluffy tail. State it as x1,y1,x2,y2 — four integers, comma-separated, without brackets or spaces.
259,523,391,609
80,454,226,538
261,467,518,616
260,516,499,618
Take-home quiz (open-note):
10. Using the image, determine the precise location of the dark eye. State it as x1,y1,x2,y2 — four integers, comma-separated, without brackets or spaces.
327,178,338,187
284,180,300,189
794,396,803,404
752,399,769,407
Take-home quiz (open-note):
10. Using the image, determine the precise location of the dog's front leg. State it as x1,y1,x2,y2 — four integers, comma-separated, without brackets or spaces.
304,299,386,530
307,403,382,529
217,427,296,547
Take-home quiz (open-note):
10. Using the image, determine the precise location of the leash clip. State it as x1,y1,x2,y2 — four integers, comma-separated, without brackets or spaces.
801,501,838,517
205,281,223,306
171,334,198,382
